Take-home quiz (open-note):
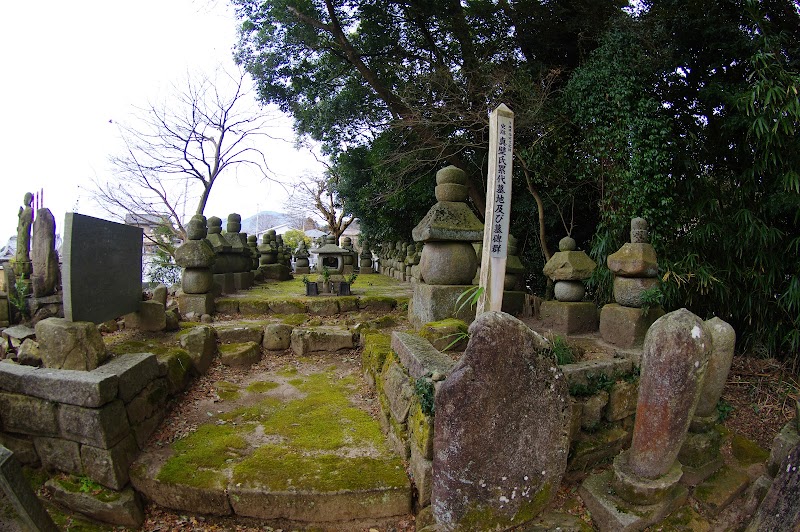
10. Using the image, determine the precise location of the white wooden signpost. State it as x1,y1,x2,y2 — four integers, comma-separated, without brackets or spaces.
476,103,514,315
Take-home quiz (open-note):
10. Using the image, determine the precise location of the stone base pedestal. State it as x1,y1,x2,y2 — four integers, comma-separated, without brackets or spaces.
539,301,598,334
501,290,526,316
176,292,215,316
580,469,688,532
213,273,235,295
258,264,292,281
233,271,253,290
409,283,476,329
124,301,166,332
359,266,373,275
599,303,664,348
342,265,354,275
294,266,311,275
678,428,724,486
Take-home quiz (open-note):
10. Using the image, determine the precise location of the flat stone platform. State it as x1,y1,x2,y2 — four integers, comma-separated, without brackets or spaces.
130,354,412,530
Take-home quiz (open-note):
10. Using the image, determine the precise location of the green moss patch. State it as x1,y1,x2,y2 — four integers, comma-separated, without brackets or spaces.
157,424,247,488
362,333,392,378
234,445,407,491
278,314,308,326
55,475,121,503
215,381,241,401
246,380,280,393
731,434,769,465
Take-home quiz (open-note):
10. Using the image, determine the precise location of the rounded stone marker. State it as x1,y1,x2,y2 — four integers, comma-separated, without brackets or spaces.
435,165,467,185
694,317,736,418
434,183,468,202
559,236,577,251
186,215,207,240
629,308,711,479
554,280,585,302
418,241,478,285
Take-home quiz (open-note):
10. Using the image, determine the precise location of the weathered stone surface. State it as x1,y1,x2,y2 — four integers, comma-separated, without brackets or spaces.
607,243,658,278
768,421,800,477
129,451,232,516
0,433,39,466
125,378,168,425
599,303,665,348
410,283,476,328
695,465,750,517
228,484,412,523
31,208,59,298
174,240,215,269
182,269,214,294
46,479,144,527
560,358,633,390
538,301,598,335
695,317,736,418
613,276,658,308
35,318,108,371
419,319,469,351
216,324,263,344
219,342,261,367
62,213,142,323
568,425,631,472
627,309,711,479
553,280,586,302
0,445,59,532
418,242,478,285
358,296,397,312
259,263,292,281
747,440,800,531
125,300,167,332
179,326,217,375
435,183,468,202
15,339,41,367
432,311,569,530
58,400,130,448
382,363,414,424
543,251,597,281
678,429,723,476
33,437,82,474
581,391,609,431
2,325,36,342
93,353,160,403
290,328,354,355
579,469,687,532
411,202,484,243
152,284,168,307
306,298,340,316
165,309,180,331
0,392,58,436
262,323,292,351
268,299,306,314
80,434,139,490
410,442,433,507
176,292,214,316
391,332,455,380
606,379,638,422
238,300,271,315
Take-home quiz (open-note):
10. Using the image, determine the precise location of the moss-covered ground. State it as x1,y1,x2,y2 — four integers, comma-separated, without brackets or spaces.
152,358,408,495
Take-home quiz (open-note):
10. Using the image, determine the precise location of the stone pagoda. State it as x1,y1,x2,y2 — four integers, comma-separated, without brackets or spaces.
599,217,664,348
539,235,598,334
409,166,483,328
175,215,216,316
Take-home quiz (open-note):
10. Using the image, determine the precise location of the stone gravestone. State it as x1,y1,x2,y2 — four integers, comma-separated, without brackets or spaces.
62,213,143,324
432,311,570,530
0,445,58,532
31,208,60,298
746,440,800,531
581,308,711,531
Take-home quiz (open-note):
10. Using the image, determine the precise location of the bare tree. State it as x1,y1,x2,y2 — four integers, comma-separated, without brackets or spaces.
285,170,354,245
92,67,275,255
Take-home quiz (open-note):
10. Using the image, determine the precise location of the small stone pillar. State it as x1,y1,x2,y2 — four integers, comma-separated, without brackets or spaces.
247,235,260,280
294,241,311,274
502,234,527,315
581,308,712,530
599,218,664,348
257,230,291,280
341,236,355,274
358,246,373,274
539,236,598,334
206,216,235,294
223,214,253,290
31,208,60,298
15,193,34,294
410,166,483,328
175,215,216,317
678,317,736,485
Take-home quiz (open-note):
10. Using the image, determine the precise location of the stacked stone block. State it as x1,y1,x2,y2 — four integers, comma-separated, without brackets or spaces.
600,218,664,347
175,215,216,317
206,216,235,294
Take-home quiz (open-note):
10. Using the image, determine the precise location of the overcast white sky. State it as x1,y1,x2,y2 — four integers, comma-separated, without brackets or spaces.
0,0,323,242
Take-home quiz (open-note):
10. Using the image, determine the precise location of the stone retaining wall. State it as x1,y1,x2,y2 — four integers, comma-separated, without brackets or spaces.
0,352,178,490
362,332,642,511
